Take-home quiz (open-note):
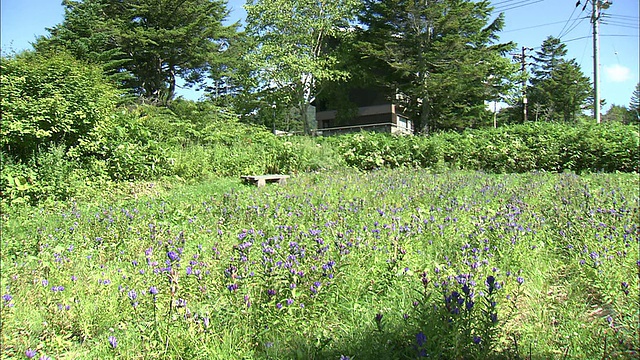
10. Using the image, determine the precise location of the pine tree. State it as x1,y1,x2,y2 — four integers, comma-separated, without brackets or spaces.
629,83,640,124
356,0,517,132
528,36,591,122
36,0,238,105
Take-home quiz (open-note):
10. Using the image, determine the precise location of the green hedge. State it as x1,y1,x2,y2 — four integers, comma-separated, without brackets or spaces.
335,122,639,173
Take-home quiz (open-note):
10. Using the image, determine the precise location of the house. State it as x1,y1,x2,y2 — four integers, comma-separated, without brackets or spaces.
315,86,414,136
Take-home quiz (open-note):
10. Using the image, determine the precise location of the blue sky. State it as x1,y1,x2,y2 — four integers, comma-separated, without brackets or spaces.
2,0,638,110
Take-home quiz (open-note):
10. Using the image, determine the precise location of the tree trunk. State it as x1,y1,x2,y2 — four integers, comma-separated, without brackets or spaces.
420,92,430,135
166,67,176,106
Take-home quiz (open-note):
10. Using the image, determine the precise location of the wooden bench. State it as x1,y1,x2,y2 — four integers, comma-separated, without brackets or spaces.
241,174,290,187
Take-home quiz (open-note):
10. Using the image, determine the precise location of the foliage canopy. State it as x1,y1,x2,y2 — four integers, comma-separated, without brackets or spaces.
36,0,238,105
354,0,517,132
0,50,119,161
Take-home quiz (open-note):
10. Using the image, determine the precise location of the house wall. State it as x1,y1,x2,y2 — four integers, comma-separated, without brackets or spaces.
317,104,395,128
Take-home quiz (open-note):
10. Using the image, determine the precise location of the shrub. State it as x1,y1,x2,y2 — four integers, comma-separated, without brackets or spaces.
0,50,119,161
334,123,639,173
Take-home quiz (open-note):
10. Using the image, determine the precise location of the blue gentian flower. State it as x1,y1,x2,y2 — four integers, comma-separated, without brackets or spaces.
108,335,117,348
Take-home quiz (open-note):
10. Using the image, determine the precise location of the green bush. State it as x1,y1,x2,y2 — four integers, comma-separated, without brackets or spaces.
335,123,639,173
0,50,119,161
0,145,103,207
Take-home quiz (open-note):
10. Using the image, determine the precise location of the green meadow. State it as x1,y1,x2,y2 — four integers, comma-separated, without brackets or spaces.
2,169,638,359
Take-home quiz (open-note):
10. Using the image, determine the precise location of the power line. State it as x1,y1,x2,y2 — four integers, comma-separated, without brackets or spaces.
557,3,580,39
557,34,633,45
558,2,589,39
602,19,639,26
604,14,638,20
601,34,639,38
491,0,529,7
492,0,544,13
562,35,591,43
494,0,534,9
502,19,578,33
602,19,638,27
602,14,639,22
559,14,589,40
603,23,640,30
602,17,639,26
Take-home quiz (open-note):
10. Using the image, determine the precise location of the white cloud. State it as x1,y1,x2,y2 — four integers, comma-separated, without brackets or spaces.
604,64,632,83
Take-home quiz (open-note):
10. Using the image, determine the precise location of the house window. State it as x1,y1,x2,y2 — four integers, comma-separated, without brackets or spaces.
397,115,408,129
322,120,330,129
396,115,412,133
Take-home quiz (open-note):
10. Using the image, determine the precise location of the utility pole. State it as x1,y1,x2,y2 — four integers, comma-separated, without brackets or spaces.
592,0,601,124
512,47,533,122
591,0,610,124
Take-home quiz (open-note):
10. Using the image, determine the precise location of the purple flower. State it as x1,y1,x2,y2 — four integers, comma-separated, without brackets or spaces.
128,290,138,301
227,284,238,292
486,276,496,293
2,294,12,302
38,355,52,360
375,313,383,323
167,251,180,262
276,303,283,309
490,313,498,323
461,284,470,295
149,286,159,295
606,315,613,324
25,349,37,358
41,279,48,286
465,300,474,311
516,276,524,285
416,331,427,347
71,275,77,282
473,335,482,344
108,335,117,348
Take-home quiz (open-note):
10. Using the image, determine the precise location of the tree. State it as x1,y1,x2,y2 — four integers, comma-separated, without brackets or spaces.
355,0,517,132
34,0,130,86
528,36,591,123
629,83,640,124
36,0,238,105
602,104,630,124
530,36,567,81
243,0,360,133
